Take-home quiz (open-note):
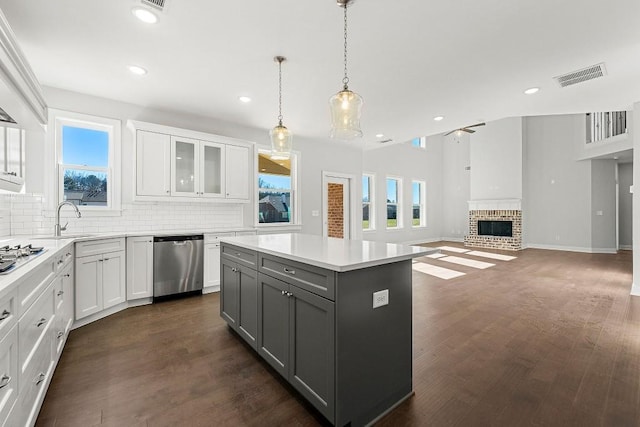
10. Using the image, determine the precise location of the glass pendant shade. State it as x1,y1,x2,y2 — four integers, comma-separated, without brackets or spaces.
329,88,363,140
270,123,292,160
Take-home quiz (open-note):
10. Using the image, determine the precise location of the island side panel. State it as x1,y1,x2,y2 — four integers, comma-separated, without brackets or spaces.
335,259,413,426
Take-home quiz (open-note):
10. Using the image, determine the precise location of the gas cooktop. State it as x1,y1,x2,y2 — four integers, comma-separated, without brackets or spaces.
0,244,47,275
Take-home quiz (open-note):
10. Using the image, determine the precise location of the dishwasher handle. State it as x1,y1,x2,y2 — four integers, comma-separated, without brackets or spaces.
154,235,204,243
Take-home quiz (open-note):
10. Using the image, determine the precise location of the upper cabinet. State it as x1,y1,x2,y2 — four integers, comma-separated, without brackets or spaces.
129,121,253,203
0,125,25,191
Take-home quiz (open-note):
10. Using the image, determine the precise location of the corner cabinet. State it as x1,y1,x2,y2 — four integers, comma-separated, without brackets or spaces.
126,237,154,301
129,121,253,203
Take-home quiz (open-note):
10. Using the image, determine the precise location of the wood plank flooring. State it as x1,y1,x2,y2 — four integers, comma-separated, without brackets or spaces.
36,243,639,426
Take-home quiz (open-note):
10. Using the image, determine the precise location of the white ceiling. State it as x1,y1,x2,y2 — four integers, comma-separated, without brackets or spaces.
1,0,640,148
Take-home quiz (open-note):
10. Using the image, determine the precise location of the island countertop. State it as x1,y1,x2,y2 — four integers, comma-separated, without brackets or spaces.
220,233,437,272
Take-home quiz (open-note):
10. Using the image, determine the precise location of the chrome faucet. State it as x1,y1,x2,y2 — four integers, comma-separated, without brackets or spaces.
55,201,82,237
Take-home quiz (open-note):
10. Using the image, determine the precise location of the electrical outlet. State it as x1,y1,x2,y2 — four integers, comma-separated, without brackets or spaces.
373,289,389,309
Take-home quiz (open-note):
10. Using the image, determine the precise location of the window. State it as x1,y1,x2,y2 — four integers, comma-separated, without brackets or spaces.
258,151,297,225
386,177,402,229
411,137,426,149
52,110,121,212
362,174,375,230
412,180,426,227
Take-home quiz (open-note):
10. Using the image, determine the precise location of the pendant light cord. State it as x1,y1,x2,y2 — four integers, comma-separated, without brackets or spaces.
277,58,283,126
342,3,349,90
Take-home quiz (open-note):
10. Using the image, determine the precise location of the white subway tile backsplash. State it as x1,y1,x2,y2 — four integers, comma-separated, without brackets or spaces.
4,194,244,236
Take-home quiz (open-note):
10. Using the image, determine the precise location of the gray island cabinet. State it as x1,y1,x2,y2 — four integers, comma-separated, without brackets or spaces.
220,233,434,426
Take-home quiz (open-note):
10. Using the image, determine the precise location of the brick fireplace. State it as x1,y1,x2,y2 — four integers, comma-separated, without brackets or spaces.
464,199,522,251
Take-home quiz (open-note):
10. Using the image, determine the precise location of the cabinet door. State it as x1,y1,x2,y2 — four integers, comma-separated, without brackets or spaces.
257,273,289,378
126,237,154,300
5,127,24,183
75,254,102,319
225,144,250,200
237,265,258,349
220,258,238,327
204,243,221,290
200,141,225,198
103,251,126,309
136,130,171,197
171,136,199,197
0,326,18,427
289,286,335,420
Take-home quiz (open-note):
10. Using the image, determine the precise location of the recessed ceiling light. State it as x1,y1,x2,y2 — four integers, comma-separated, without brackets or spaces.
434,116,444,121
129,65,148,76
238,96,251,103
524,87,540,95
132,7,158,24
376,133,384,138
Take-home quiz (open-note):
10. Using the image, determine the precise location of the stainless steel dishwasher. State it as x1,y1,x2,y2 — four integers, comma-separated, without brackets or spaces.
153,235,204,298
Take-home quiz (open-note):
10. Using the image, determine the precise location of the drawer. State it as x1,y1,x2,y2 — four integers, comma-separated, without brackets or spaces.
19,283,54,375
221,243,258,269
259,254,336,301
76,238,125,258
54,243,74,272
17,259,55,318
17,334,52,427
0,289,17,342
204,232,235,244
0,326,18,427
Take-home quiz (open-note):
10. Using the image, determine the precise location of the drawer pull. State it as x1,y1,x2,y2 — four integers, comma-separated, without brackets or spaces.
286,292,293,298
58,260,64,265
64,274,71,278
36,318,47,327
103,258,110,261
0,310,10,321
281,290,286,296
283,268,296,275
57,290,64,296
0,374,10,389
34,372,45,386
231,267,238,273
57,331,64,339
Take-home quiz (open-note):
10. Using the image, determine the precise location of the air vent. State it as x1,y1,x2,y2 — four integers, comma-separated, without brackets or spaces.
141,0,166,11
379,138,393,144
554,63,607,88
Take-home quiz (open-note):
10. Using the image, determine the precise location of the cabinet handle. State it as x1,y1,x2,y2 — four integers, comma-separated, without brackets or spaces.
104,258,110,261
57,331,64,339
0,374,11,389
34,372,45,386
0,310,10,321
64,274,71,278
58,260,64,265
36,318,47,327
286,292,293,298
8,172,16,176
281,290,286,296
283,268,296,275
231,267,238,273
57,290,64,296
66,252,72,257
166,190,170,194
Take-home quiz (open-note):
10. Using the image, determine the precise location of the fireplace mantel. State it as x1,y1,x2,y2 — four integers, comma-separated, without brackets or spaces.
468,199,521,211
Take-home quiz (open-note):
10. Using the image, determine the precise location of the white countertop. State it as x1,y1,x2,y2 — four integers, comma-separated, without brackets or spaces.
220,233,437,272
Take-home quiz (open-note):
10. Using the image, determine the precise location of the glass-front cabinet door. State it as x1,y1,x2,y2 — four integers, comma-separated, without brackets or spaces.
171,136,199,197
200,141,225,198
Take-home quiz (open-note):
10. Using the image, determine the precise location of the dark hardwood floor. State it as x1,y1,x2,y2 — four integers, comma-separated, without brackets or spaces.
36,244,639,426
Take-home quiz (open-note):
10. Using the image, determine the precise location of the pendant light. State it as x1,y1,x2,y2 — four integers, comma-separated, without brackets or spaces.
270,56,292,160
329,0,363,140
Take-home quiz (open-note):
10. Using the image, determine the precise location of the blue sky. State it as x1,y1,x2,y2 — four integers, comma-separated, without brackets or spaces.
62,126,108,166
259,173,290,189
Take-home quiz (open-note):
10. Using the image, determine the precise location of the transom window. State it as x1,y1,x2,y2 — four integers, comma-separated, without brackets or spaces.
257,151,297,225
412,180,426,227
52,110,121,212
411,137,426,149
362,174,375,230
386,177,402,229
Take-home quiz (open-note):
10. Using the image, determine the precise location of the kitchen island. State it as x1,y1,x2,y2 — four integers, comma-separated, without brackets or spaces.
219,233,436,426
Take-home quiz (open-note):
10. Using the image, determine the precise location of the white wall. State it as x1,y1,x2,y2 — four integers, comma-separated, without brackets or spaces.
618,162,633,249
8,86,364,237
632,102,640,295
523,115,593,251
0,196,9,237
362,136,443,244
590,160,617,252
441,133,470,241
470,117,523,200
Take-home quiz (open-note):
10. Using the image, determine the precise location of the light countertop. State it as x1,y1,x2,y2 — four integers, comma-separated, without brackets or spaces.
220,233,437,272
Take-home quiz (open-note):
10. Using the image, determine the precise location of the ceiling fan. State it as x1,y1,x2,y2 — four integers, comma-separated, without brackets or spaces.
444,123,486,136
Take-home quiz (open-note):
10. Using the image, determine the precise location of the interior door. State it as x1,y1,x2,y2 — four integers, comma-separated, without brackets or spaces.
323,175,351,239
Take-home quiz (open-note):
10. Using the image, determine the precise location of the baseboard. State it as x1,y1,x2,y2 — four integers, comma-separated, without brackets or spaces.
203,285,220,294
440,237,465,243
619,245,632,251
631,282,640,296
525,243,618,254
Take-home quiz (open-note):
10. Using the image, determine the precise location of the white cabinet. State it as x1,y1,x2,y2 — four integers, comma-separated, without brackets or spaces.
75,238,126,320
0,126,25,192
129,121,252,203
0,314,18,427
171,136,225,199
225,144,250,200
204,231,257,294
126,237,154,300
136,130,171,197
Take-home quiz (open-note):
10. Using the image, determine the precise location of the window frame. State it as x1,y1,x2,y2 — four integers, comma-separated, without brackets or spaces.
386,176,402,230
362,173,375,231
255,148,300,228
49,109,121,215
412,180,426,228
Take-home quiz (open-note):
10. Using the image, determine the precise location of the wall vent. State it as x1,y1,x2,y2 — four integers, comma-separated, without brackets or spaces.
554,63,607,88
141,0,166,12
379,138,393,144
